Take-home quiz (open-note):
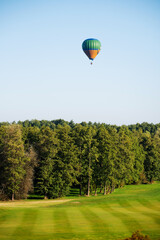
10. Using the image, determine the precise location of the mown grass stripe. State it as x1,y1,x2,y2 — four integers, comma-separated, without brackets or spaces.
33,208,55,236
115,199,160,231
0,209,25,240
92,206,128,233
64,206,96,240
11,208,38,240
137,198,160,212
0,209,11,224
66,206,93,233
53,207,72,234
141,212,160,229
80,207,108,234
131,200,160,214
108,201,160,237
102,203,142,233
51,207,75,240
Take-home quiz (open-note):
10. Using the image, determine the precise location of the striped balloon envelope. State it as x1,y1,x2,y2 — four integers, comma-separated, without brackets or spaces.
82,38,101,63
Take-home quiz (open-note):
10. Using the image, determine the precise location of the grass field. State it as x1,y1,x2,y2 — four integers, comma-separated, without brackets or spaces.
0,183,160,240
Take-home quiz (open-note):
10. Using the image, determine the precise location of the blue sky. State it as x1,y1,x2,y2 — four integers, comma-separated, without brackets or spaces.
0,0,160,125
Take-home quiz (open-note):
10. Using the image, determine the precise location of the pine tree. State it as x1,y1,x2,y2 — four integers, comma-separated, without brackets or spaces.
72,124,98,196
141,131,160,183
96,125,112,195
49,124,79,198
35,126,58,199
0,124,27,200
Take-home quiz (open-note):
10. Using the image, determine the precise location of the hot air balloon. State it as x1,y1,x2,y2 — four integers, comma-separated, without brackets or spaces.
82,38,101,64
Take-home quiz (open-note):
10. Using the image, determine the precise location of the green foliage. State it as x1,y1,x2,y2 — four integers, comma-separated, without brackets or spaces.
48,124,80,198
35,126,58,198
1,120,160,200
96,125,114,194
73,124,98,196
0,125,29,200
141,131,160,182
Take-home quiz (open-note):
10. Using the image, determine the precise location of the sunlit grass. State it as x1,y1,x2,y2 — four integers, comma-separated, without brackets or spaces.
0,183,160,240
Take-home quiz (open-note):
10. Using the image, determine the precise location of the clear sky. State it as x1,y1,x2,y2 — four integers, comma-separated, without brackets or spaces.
0,0,160,125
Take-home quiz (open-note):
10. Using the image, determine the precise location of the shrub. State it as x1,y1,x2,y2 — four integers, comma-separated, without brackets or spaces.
122,230,151,240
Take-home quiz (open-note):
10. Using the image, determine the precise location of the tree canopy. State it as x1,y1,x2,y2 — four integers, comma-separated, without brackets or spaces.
0,120,160,200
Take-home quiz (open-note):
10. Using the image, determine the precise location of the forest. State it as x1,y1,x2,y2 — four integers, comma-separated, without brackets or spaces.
0,120,160,201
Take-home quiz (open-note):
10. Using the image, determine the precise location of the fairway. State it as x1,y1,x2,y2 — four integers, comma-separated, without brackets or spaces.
0,183,160,240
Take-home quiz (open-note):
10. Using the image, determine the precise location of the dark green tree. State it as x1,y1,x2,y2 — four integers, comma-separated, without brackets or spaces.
72,124,98,196
141,131,160,183
131,130,145,184
96,125,112,195
49,124,79,198
0,124,28,200
116,128,135,186
35,126,58,199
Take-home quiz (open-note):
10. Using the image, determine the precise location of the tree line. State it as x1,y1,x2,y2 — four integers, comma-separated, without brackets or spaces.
1,120,160,135
0,120,160,200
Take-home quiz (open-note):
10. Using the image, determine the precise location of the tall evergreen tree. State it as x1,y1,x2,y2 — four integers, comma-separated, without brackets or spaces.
17,146,38,199
0,124,27,200
131,130,145,184
50,124,79,198
116,128,135,186
141,131,160,182
96,125,112,195
153,128,160,181
72,124,98,196
35,126,58,199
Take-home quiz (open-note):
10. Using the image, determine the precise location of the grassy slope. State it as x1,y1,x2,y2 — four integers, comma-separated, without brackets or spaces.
0,183,160,240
